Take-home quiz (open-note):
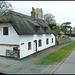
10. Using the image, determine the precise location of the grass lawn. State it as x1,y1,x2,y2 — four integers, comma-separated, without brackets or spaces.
35,42,75,65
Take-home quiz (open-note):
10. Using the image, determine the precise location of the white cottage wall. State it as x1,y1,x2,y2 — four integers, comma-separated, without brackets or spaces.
0,23,20,44
0,23,20,56
20,34,55,59
20,35,34,59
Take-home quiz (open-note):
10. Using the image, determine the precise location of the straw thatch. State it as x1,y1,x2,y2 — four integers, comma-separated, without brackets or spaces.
0,11,53,35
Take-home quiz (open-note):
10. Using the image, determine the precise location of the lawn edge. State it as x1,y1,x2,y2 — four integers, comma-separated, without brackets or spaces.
49,48,75,74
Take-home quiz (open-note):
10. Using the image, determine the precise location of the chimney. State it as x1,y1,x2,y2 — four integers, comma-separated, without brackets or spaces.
31,7,35,19
32,7,34,12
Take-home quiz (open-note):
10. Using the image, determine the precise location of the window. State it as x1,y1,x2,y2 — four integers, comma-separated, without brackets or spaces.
46,38,49,44
38,40,42,47
3,27,8,35
21,43,24,45
52,38,53,43
28,42,31,50
44,27,48,32
36,26,40,32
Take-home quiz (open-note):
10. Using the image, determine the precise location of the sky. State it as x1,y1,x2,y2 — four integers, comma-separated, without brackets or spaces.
7,1,75,28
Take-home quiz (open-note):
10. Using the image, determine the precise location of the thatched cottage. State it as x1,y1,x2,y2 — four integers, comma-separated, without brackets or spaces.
0,11,55,59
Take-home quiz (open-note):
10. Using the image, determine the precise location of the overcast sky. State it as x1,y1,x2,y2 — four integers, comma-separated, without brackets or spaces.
7,1,75,27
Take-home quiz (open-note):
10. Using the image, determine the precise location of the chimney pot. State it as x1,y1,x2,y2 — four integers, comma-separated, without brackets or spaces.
32,7,34,12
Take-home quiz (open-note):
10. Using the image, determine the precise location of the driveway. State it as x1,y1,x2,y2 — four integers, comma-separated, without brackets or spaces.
0,37,74,74
69,37,75,42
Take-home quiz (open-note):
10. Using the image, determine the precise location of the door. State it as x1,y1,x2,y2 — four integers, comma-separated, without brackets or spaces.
34,40,37,53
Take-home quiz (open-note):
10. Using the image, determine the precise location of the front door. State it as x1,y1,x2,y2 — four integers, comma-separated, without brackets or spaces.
34,40,37,53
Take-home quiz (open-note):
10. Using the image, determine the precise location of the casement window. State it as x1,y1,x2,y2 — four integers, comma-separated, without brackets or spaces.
28,42,31,50
46,38,49,44
3,27,8,35
52,38,53,43
38,40,42,47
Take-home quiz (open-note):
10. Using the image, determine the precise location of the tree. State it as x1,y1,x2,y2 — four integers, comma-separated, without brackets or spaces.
44,13,56,25
52,25,60,36
61,22,72,34
0,1,13,17
48,23,56,30
60,24,65,33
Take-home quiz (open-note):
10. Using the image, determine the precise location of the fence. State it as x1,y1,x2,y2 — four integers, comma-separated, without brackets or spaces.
6,49,20,59
56,37,71,45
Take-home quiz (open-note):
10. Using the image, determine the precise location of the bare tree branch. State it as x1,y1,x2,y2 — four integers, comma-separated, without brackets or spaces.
0,1,13,17
44,13,56,24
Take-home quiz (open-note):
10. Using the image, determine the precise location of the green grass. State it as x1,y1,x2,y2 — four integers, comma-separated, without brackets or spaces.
35,42,75,65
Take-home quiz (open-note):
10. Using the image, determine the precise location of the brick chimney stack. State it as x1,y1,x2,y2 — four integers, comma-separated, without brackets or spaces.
31,7,35,19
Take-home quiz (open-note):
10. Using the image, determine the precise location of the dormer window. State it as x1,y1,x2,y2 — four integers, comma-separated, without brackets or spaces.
36,26,40,32
44,27,48,32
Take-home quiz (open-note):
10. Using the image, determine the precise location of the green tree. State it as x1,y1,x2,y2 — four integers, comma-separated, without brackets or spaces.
60,24,65,33
48,23,56,30
60,22,72,36
52,25,60,36
61,22,71,34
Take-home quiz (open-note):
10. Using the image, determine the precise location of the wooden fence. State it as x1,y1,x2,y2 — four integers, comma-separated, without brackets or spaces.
6,49,20,59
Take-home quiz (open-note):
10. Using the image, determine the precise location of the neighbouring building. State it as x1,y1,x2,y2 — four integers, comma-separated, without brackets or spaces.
0,10,55,59
31,7,43,19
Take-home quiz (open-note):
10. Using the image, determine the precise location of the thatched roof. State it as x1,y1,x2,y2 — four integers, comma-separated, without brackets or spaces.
0,11,53,35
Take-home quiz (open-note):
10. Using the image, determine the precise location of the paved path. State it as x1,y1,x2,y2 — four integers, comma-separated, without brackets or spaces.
0,37,74,74
69,37,75,42
53,49,75,74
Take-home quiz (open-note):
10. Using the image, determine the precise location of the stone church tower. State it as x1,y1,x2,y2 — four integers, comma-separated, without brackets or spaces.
31,7,43,19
